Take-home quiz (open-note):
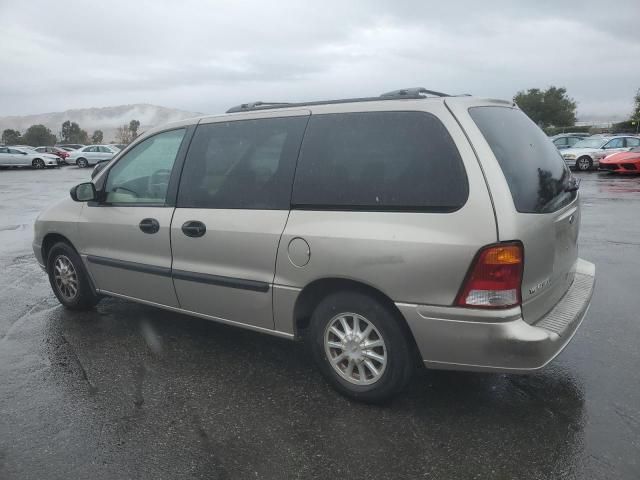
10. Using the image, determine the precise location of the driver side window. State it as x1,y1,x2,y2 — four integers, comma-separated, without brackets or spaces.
104,128,186,204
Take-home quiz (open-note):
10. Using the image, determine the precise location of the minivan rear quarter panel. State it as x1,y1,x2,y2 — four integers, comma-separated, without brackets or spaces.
445,97,580,325
273,100,498,335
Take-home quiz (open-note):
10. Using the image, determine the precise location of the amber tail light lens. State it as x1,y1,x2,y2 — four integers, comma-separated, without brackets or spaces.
455,242,524,308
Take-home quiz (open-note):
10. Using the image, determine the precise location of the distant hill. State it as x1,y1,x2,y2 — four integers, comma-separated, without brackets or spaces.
0,104,202,142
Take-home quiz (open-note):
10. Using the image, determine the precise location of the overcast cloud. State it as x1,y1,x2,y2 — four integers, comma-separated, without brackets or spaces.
1,0,639,119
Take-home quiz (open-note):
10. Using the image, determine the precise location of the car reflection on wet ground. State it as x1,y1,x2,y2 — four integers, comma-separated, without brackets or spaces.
0,167,639,479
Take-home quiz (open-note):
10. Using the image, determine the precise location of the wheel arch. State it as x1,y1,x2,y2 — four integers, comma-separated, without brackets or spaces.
42,233,78,268
293,277,417,347
41,233,99,296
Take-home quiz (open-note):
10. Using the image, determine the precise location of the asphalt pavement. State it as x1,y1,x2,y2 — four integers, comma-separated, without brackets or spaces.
0,166,639,479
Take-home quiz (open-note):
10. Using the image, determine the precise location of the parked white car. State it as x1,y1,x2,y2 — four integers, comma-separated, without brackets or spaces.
68,145,120,168
0,146,60,168
561,136,640,171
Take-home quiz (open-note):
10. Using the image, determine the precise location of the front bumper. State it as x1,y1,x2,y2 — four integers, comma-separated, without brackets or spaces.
33,241,45,270
397,258,595,373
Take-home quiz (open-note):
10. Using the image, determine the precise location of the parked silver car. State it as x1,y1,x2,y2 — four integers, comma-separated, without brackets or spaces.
551,133,588,150
68,144,119,168
33,88,595,402
561,135,640,171
0,146,59,168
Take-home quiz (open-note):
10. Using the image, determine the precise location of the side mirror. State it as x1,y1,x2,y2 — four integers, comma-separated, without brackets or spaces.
22,151,28,155
70,182,97,202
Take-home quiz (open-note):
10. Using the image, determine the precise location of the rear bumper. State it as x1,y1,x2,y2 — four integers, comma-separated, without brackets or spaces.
397,258,595,373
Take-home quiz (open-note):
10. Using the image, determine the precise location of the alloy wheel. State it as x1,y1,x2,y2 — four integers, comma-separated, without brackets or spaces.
577,157,591,171
53,255,79,300
324,312,387,385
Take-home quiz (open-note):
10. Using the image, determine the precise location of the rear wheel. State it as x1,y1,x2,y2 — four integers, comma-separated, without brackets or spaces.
32,158,45,169
47,242,100,310
308,291,414,403
77,158,88,168
576,156,592,171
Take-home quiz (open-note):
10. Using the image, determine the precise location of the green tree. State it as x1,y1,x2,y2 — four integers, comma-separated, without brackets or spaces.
514,86,577,128
61,120,89,143
116,125,132,144
2,128,22,145
22,124,57,146
633,88,640,120
91,130,104,144
129,119,140,139
631,88,640,133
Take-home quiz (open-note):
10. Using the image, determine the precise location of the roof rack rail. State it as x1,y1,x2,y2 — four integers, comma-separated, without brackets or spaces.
226,101,293,113
380,87,450,98
225,87,452,113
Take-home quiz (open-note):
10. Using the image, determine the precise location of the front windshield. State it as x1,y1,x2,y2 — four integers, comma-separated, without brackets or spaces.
572,138,606,149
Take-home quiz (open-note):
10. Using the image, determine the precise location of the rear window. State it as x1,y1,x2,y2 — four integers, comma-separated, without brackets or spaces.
469,106,576,213
291,111,468,211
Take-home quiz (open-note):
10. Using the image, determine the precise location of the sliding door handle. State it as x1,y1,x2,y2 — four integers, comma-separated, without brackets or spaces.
181,220,206,238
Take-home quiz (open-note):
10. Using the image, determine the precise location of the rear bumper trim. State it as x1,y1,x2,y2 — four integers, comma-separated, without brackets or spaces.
397,258,595,373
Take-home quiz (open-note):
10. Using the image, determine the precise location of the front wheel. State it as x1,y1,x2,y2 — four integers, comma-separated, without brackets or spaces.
308,291,414,403
576,156,592,171
32,158,45,169
77,158,88,168
47,242,100,310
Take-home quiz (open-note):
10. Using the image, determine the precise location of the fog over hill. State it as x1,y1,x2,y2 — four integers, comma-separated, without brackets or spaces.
0,104,202,142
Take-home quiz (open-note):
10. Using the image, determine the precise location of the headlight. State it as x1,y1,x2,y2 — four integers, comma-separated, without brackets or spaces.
563,154,576,159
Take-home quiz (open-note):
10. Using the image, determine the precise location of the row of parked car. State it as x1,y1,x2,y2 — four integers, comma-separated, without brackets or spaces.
0,143,126,169
550,133,640,173
3,132,639,174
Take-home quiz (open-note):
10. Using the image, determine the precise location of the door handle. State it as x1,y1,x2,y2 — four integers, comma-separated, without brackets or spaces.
181,220,206,238
139,218,160,234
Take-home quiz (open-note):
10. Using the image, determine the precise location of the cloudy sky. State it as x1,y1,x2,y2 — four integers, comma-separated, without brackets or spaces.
1,0,639,120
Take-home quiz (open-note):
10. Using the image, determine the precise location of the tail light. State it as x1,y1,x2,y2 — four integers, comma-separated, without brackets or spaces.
456,242,523,309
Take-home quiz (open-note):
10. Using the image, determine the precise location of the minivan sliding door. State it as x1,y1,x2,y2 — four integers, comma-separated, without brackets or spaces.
170,111,309,330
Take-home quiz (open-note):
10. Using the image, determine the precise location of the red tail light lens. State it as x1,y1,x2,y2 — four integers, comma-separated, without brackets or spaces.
456,242,524,308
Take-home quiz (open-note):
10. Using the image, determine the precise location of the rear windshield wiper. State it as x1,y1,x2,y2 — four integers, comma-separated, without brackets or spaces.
564,176,580,192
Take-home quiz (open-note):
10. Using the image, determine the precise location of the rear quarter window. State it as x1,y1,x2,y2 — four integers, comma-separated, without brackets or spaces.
291,111,468,211
469,106,576,213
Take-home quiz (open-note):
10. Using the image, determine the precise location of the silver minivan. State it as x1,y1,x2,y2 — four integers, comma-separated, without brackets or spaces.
33,88,595,402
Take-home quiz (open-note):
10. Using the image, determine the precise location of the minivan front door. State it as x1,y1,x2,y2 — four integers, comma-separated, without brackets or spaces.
170,111,309,330
77,128,189,307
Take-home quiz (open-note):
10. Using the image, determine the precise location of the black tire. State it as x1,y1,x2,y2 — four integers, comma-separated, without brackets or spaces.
77,158,88,168
308,290,414,403
47,242,100,310
576,156,592,171
32,158,45,169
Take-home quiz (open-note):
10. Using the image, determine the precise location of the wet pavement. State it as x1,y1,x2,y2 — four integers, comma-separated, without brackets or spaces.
0,167,639,479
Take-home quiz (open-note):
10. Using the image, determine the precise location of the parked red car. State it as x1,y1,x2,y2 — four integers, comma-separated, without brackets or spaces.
600,147,640,174
34,146,70,164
